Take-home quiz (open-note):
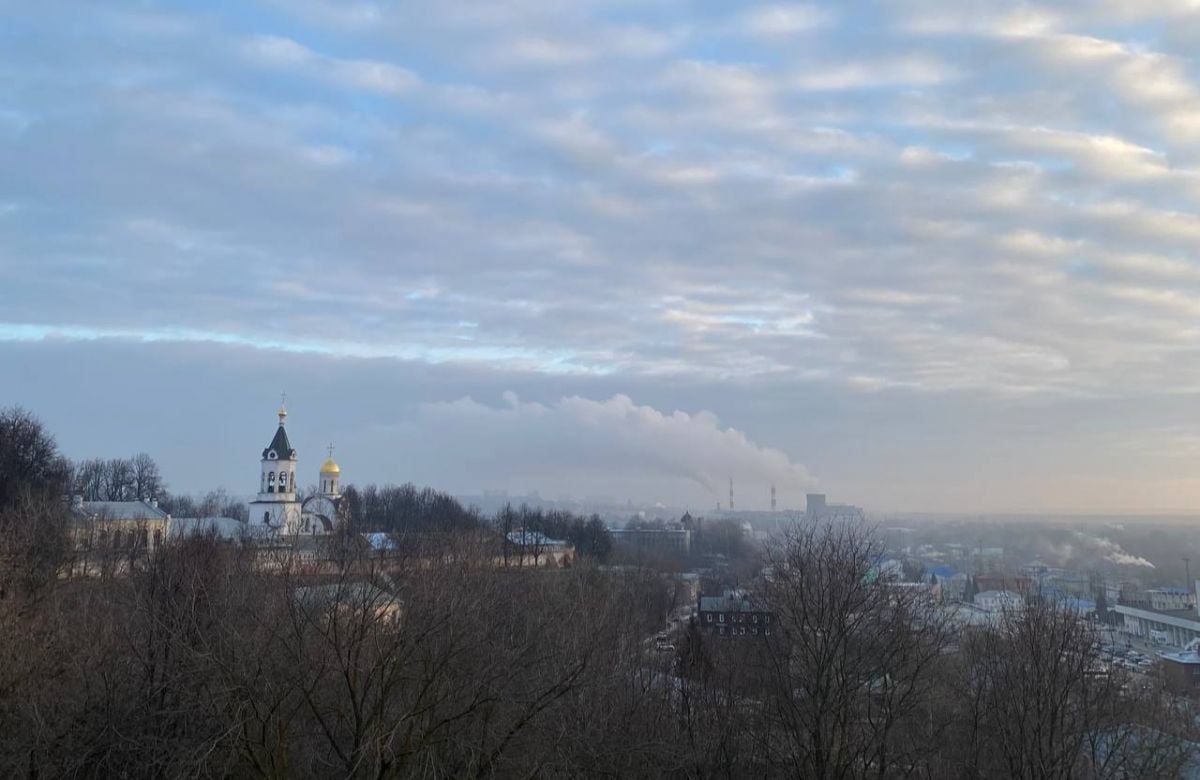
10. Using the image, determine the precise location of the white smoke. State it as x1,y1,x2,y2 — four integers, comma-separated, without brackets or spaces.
1076,532,1156,568
405,393,816,505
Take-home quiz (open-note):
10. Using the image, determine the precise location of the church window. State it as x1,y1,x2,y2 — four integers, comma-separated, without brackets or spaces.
263,511,270,525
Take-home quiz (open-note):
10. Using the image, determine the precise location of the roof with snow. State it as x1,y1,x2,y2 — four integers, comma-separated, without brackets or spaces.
505,530,569,548
76,500,167,521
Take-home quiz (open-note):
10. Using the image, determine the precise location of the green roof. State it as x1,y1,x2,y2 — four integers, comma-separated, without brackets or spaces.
263,425,296,460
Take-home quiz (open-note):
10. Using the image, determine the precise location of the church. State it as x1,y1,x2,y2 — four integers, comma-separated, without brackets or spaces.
247,402,345,536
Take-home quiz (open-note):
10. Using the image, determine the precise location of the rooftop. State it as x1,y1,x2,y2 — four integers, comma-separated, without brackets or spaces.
75,500,167,521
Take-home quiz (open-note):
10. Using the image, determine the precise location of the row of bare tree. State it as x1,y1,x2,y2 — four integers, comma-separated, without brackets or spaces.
4,518,1195,778
1,407,1197,777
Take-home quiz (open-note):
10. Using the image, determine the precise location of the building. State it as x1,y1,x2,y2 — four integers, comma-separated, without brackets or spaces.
974,590,1024,613
1161,643,1200,696
1148,587,1194,612
697,590,773,638
1115,602,1200,648
609,527,691,556
72,498,170,553
246,403,345,536
937,572,970,603
248,403,301,533
503,529,574,567
804,493,864,521
974,575,1033,596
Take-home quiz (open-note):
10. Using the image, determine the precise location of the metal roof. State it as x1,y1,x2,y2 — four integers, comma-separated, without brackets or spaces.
77,500,167,520
263,424,296,460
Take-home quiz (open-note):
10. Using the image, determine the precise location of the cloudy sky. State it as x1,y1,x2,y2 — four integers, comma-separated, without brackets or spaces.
5,1,1200,514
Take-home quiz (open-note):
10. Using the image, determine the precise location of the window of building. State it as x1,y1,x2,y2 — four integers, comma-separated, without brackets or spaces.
765,615,771,623
706,614,713,623
263,511,270,525
719,614,725,623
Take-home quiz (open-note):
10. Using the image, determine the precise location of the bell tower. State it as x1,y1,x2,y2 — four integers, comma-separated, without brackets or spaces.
247,396,302,532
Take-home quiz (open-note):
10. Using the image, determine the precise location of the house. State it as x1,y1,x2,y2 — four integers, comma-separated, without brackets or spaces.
504,529,573,566
293,581,402,627
974,575,1033,595
697,589,773,638
974,590,1024,613
72,498,170,553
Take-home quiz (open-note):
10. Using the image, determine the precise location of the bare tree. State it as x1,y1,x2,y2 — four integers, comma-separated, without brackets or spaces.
756,520,952,779
131,452,163,500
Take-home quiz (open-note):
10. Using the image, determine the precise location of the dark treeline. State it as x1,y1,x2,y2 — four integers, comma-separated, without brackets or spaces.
71,453,163,503
342,482,483,533
3,407,1199,777
497,503,613,561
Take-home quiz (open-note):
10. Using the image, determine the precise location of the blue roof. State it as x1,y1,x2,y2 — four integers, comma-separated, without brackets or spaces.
929,564,957,578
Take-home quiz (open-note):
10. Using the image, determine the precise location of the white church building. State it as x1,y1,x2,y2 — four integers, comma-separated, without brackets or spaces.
247,403,344,536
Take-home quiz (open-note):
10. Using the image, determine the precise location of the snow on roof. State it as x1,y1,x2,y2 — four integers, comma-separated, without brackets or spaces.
505,530,568,547
168,516,251,541
362,532,397,551
76,500,167,520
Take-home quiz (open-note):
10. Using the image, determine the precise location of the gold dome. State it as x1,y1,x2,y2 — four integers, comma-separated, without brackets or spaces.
320,457,340,474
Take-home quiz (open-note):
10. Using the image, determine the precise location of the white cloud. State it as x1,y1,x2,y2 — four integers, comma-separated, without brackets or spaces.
242,34,419,95
738,5,832,38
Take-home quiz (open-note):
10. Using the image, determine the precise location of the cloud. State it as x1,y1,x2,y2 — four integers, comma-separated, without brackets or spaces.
242,34,420,95
11,1,1200,510
407,393,816,505
737,5,832,38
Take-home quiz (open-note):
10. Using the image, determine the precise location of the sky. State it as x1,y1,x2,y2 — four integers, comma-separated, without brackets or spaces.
5,1,1200,514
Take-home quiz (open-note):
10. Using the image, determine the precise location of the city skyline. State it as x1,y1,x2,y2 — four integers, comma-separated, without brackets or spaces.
7,2,1200,513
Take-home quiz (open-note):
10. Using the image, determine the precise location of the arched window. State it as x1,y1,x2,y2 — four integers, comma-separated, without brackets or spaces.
263,511,270,525
268,471,275,493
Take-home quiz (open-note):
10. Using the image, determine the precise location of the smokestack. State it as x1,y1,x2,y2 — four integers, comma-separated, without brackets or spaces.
729,478,734,512
771,484,777,512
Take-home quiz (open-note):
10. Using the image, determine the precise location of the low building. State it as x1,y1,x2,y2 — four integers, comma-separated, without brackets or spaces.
974,575,1033,595
1114,602,1200,648
937,572,969,603
72,498,170,553
504,529,573,566
697,590,773,638
974,590,1024,613
1161,644,1200,696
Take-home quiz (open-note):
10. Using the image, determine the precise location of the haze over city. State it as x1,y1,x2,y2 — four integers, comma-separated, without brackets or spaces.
7,1,1200,514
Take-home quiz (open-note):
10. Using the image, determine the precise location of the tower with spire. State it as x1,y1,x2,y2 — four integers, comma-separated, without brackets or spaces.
247,397,303,533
